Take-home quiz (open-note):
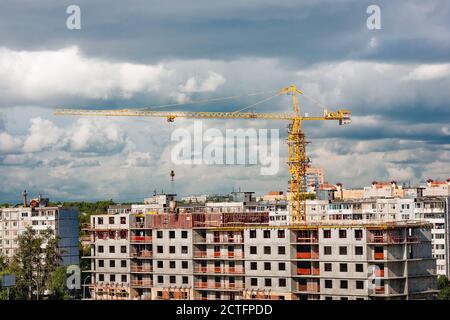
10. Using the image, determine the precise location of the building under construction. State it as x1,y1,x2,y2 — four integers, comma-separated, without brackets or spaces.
83,193,438,300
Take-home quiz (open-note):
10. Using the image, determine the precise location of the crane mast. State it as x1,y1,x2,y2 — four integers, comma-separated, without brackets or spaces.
54,85,350,223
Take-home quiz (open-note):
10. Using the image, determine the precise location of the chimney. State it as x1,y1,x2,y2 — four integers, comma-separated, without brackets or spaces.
447,178,450,186
391,180,397,189
23,190,27,207
426,179,433,187
371,181,378,189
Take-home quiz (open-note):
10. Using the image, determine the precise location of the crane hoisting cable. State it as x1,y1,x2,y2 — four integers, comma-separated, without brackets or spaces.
54,85,350,223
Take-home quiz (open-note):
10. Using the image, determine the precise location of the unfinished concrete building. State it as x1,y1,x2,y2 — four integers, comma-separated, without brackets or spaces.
84,194,437,300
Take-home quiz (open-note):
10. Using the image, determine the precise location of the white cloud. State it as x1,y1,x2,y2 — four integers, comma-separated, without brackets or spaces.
65,118,128,155
0,132,22,153
22,117,63,153
0,46,172,102
179,71,226,93
403,64,450,81
124,151,154,167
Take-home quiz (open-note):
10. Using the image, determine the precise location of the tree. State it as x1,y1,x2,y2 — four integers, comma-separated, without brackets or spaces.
10,226,62,299
437,275,448,290
47,266,71,300
438,287,450,300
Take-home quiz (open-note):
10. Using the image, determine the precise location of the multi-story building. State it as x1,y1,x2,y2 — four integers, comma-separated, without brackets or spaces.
0,192,79,265
84,194,438,300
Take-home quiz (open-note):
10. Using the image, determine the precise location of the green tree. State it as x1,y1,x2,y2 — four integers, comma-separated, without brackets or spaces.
10,226,62,299
437,275,448,290
438,287,450,300
47,266,71,300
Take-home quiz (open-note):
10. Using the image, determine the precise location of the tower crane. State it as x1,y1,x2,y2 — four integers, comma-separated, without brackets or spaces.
54,85,351,222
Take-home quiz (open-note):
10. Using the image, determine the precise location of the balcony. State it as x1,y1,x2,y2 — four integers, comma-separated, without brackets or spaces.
193,251,244,259
131,279,153,287
294,237,319,244
130,236,152,243
131,265,153,273
374,253,385,260
374,269,385,277
375,286,385,294
193,282,244,290
296,252,319,259
131,250,153,258
130,221,151,229
297,267,320,276
210,237,243,244
298,283,320,293
193,266,245,274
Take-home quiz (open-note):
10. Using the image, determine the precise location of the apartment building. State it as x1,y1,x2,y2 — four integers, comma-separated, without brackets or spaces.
84,194,437,300
0,192,79,265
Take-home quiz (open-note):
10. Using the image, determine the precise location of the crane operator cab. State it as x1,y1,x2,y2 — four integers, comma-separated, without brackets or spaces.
338,109,351,125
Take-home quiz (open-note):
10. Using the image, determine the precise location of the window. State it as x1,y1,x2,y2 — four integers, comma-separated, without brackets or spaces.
182,261,188,269
277,230,285,238
121,260,126,268
120,246,127,253
356,281,364,290
324,246,332,255
98,246,104,253
355,264,364,272
354,229,363,240
99,274,104,281
170,276,176,284
339,263,347,272
250,230,257,238
157,245,163,253
157,261,163,268
181,246,188,254
250,262,257,270
263,230,271,238
324,263,332,272
325,296,333,300
340,280,348,289
181,231,188,239
250,246,257,254
170,261,176,269
169,246,175,254
264,262,271,271
182,276,188,284
355,246,363,255
109,260,115,268
339,230,347,239
157,231,163,239
109,217,115,224
264,246,271,255
169,230,175,239
98,217,103,224
98,260,104,268
325,280,332,288
120,217,126,224
278,246,285,255
251,278,258,286
264,278,272,287
110,274,116,282
278,262,286,271
121,275,127,282
158,276,163,284
109,246,115,253
279,278,286,287
341,297,348,300
339,246,347,255
323,230,331,238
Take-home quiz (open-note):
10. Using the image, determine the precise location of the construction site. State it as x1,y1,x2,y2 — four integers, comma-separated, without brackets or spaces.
53,84,442,300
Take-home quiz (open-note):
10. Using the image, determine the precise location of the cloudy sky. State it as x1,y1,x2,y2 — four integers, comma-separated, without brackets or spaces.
0,0,449,202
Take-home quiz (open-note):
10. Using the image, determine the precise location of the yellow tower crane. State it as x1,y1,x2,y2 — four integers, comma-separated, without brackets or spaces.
54,85,351,222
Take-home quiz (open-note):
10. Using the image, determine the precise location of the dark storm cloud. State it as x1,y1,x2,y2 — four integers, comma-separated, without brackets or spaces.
0,0,449,65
